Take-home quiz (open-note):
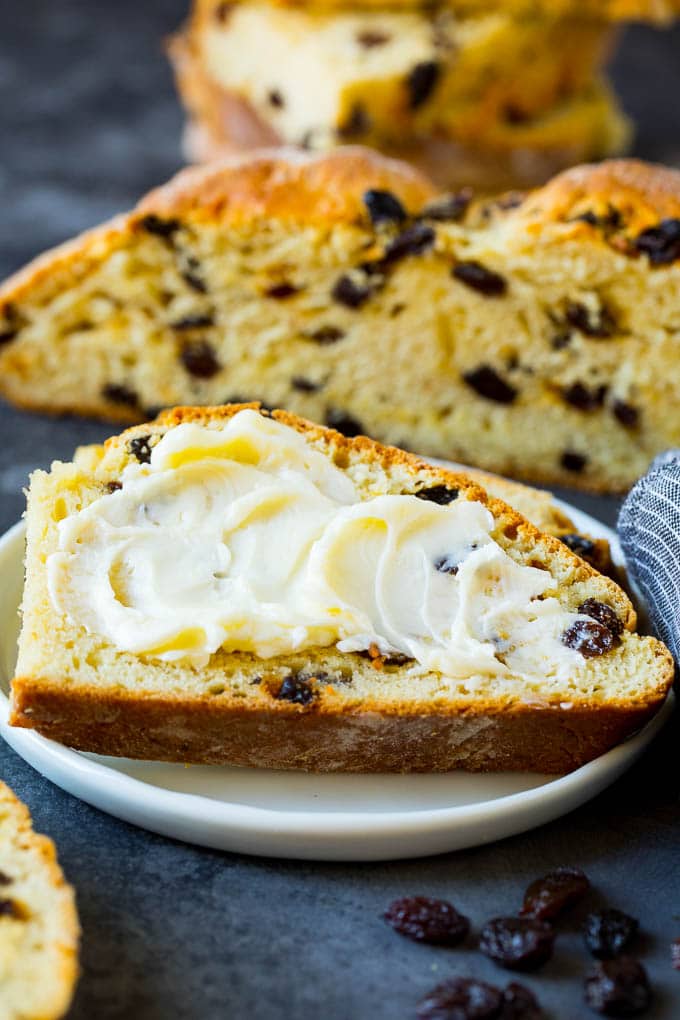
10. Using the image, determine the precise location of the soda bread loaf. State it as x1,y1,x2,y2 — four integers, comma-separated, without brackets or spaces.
0,782,79,1020
171,1,629,191
10,404,673,774
217,0,678,16
3,149,680,492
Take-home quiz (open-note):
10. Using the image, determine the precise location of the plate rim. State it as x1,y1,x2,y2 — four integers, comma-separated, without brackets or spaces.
0,499,673,855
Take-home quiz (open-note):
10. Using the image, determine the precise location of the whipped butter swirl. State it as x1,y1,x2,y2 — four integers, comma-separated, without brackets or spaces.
48,410,580,677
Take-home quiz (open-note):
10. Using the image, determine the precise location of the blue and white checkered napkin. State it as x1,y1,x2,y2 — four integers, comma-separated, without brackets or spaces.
618,451,680,663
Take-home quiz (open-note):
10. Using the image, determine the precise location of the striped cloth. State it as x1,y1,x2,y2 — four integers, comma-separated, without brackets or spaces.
618,451,680,663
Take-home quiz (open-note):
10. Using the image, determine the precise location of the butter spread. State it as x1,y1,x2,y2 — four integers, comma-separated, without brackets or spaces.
47,410,581,677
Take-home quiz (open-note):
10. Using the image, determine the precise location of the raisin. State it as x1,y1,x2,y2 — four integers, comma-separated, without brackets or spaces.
420,190,473,223
573,206,622,232
634,218,680,265
214,1,233,22
325,408,364,437
306,325,346,343
463,366,517,404
0,872,11,886
561,533,596,560
561,451,587,473
584,958,651,1016
584,910,639,960
384,896,470,945
266,282,298,299
503,104,529,124
578,598,623,637
381,223,435,265
415,485,459,504
356,29,390,47
180,256,207,294
479,918,555,971
332,274,372,308
0,328,17,346
363,189,407,226
267,89,284,108
417,977,503,1020
291,376,322,393
128,435,152,465
171,313,214,330
612,400,639,428
180,340,221,378
275,674,315,705
139,214,180,239
562,619,616,658
434,554,459,575
102,383,139,408
105,481,123,493
565,302,616,338
453,260,507,297
563,382,607,411
671,938,680,970
0,899,22,919
520,867,590,921
500,983,543,1019
406,61,441,109
337,103,370,139
551,332,571,350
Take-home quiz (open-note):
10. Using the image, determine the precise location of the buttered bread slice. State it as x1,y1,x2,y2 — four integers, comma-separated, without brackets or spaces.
0,782,79,1020
10,404,672,773
2,150,680,492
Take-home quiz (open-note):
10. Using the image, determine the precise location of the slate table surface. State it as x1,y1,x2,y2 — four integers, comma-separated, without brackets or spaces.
1,3,679,1017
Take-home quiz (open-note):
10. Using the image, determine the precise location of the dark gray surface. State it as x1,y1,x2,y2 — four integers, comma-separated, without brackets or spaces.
1,3,679,1017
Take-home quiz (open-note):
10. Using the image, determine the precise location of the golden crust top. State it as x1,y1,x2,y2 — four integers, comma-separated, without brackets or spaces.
519,158,680,233
135,146,436,227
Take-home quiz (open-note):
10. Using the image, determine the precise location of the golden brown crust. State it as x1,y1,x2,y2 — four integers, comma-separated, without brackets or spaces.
9,678,667,774
0,782,79,1020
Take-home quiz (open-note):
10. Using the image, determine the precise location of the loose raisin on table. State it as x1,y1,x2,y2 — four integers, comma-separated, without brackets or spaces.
584,910,639,960
275,675,315,705
415,485,459,504
384,896,470,945
325,408,364,437
406,61,441,109
417,977,503,1020
584,957,651,1016
561,619,617,658
634,218,680,265
520,867,590,922
479,917,555,972
453,261,507,297
180,340,221,378
102,383,140,408
128,435,152,464
363,189,407,226
499,982,543,1019
578,599,623,637
463,366,517,404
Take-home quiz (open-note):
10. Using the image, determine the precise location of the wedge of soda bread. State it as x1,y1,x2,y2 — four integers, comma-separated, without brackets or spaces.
10,404,673,773
2,149,680,491
0,782,79,1020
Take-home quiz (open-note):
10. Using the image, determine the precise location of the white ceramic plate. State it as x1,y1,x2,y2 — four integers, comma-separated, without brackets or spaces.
0,500,672,861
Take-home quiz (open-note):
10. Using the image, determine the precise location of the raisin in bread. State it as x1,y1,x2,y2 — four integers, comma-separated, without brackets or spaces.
3,149,680,491
171,2,629,191
10,403,672,774
0,782,79,1020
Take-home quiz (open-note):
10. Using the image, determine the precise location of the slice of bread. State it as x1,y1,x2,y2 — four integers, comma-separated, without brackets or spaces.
10,404,672,774
170,1,628,192
2,149,680,491
0,782,79,1020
